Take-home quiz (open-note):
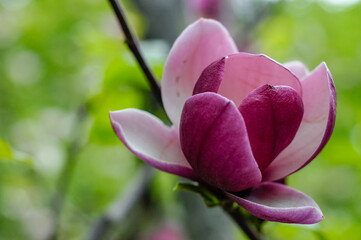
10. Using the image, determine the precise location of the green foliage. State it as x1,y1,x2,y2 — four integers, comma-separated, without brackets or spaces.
1,0,361,239
173,182,221,207
0,139,12,159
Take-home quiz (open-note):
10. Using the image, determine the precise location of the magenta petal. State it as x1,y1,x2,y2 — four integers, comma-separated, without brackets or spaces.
263,63,336,181
227,182,324,224
216,53,302,106
161,19,237,128
193,57,226,95
109,109,196,179
180,92,261,192
239,85,304,172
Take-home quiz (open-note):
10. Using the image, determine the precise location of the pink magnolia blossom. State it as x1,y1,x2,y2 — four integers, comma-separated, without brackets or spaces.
109,19,336,224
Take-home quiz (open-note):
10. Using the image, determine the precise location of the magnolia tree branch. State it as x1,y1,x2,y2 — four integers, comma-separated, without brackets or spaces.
107,0,163,107
85,165,154,240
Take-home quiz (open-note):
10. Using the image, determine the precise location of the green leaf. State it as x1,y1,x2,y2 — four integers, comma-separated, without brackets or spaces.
313,230,328,240
0,139,12,159
0,139,33,166
173,182,220,207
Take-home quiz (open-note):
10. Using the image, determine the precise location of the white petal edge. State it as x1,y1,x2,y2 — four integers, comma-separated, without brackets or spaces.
109,109,196,179
227,182,324,224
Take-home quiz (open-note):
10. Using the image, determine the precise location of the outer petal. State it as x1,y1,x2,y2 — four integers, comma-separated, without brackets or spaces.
284,61,309,79
227,182,324,224
180,92,261,192
239,85,304,172
161,19,237,128
109,109,196,179
263,63,336,181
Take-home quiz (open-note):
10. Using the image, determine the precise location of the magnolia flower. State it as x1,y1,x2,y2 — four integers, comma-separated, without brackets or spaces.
110,19,336,224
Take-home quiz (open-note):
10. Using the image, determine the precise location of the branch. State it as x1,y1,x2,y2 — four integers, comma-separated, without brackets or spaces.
107,0,163,107
85,165,154,240
221,201,264,240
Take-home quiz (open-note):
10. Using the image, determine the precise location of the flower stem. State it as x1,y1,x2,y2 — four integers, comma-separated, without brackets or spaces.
221,201,264,240
107,0,163,107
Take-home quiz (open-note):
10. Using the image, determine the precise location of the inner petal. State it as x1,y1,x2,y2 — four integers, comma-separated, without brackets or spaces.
218,53,302,106
180,92,261,192
239,85,304,172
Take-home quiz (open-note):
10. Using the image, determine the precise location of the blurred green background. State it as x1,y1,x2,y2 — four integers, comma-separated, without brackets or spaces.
0,0,361,239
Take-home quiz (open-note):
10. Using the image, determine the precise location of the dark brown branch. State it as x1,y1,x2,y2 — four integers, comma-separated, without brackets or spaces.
107,0,163,107
222,201,264,240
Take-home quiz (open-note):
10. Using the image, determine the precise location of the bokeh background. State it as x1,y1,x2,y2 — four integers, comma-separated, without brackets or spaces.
1,0,361,239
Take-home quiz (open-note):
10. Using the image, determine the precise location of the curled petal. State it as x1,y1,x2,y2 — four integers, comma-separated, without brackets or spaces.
161,19,237,128
193,57,226,95
109,109,196,179
180,92,261,192
284,61,309,79
227,182,324,224
239,85,304,172
263,63,336,181
198,53,302,106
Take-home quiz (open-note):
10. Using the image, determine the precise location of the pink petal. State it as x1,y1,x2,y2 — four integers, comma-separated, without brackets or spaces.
239,85,304,172
227,182,324,224
161,19,237,128
284,61,309,79
263,63,336,181
193,57,226,95
216,53,302,107
180,92,261,192
109,109,196,179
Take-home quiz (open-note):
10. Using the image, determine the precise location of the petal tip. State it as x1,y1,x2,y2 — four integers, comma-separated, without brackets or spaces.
227,182,324,224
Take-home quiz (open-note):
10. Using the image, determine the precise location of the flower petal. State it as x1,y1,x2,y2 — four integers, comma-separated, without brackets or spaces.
214,53,302,106
161,19,237,128
109,109,196,179
193,57,226,95
284,61,309,79
227,182,324,224
239,85,304,172
263,63,336,181
180,92,261,192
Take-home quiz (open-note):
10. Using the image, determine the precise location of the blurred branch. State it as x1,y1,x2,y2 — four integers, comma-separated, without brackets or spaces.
221,201,264,240
107,0,163,107
46,105,88,240
85,165,154,240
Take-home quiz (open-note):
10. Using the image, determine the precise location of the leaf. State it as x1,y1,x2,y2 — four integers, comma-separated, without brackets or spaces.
173,182,221,207
313,230,328,240
0,139,12,159
0,139,33,166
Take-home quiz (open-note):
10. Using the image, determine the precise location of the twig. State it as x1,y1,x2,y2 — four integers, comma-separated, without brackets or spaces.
107,0,163,107
221,201,264,240
47,106,88,240
85,165,154,240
